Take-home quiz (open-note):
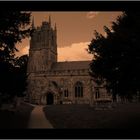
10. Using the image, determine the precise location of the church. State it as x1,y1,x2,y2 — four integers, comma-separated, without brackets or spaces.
27,17,111,105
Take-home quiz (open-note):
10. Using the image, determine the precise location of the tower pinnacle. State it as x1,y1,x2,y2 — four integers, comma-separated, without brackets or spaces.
49,15,51,26
32,17,35,29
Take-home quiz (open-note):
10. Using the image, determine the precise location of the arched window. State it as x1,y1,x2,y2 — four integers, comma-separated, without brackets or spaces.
64,89,69,97
95,88,100,99
75,81,83,98
37,33,41,42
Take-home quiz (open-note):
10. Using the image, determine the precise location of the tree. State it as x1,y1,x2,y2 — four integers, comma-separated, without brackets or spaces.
0,11,31,61
0,11,31,103
12,55,29,97
88,12,140,100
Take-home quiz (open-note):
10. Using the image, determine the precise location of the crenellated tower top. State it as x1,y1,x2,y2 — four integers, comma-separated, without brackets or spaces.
27,16,57,73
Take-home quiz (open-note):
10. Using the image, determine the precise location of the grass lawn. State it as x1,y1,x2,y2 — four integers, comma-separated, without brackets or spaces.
0,102,34,129
43,102,140,128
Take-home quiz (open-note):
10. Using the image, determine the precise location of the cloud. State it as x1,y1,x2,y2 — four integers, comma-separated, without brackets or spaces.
15,45,29,57
86,12,99,19
16,42,93,61
58,42,93,61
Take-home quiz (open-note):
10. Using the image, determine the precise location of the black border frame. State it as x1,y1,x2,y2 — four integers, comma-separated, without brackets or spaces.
1,128,140,139
0,1,139,11
0,0,140,139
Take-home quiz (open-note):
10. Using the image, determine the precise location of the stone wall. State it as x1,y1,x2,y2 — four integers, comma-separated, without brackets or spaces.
27,71,94,105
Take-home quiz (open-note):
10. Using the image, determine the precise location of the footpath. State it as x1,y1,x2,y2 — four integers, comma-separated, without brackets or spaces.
28,105,53,128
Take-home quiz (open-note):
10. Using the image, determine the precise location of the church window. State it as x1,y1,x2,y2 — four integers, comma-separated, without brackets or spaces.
37,33,41,42
95,88,100,99
64,89,69,97
75,81,83,98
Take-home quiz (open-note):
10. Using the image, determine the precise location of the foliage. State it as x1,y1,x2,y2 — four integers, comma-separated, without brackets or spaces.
88,12,140,98
12,55,29,97
0,11,31,102
0,11,31,61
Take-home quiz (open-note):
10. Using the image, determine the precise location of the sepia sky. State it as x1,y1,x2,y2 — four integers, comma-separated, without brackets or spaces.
16,11,122,61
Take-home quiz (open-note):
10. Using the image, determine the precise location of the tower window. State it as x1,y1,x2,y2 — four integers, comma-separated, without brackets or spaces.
64,89,68,97
75,81,83,98
95,88,100,99
37,33,41,42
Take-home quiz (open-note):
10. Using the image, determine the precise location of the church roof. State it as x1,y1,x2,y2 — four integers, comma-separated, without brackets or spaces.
51,61,91,71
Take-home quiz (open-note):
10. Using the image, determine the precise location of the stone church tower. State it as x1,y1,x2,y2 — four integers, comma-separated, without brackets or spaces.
28,16,57,73
27,17,58,104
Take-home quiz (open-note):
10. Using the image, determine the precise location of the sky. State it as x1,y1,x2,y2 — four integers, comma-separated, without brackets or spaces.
16,12,122,62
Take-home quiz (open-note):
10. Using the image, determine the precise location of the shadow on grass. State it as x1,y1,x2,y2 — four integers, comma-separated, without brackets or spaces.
43,103,140,128
0,102,34,129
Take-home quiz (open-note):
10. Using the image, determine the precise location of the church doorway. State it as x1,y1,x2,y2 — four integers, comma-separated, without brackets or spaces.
47,92,54,105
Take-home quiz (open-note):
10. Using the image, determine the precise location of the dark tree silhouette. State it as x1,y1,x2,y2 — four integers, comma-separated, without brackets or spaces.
88,12,140,100
12,55,29,97
0,11,31,61
0,11,31,104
